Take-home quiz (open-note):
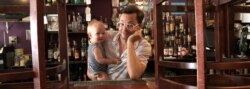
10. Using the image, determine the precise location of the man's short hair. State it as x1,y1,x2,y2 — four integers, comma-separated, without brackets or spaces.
120,5,144,25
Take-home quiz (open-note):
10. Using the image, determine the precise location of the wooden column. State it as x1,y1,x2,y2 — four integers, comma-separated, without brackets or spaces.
194,0,206,89
153,0,164,89
57,0,69,88
30,0,46,89
226,5,235,57
214,1,222,61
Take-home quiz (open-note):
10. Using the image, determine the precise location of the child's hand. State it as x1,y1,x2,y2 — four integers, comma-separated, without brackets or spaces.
112,58,121,64
116,60,121,64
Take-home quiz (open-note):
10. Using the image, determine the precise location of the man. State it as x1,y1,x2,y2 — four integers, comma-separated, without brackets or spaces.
87,5,152,80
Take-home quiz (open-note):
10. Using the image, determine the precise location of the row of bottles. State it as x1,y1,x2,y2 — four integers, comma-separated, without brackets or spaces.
47,37,88,62
67,38,88,61
68,38,88,81
162,12,195,59
67,10,91,32
47,41,60,62
68,12,85,32
45,0,91,5
66,0,91,5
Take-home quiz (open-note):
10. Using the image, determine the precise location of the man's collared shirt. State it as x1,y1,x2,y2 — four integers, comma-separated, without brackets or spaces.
104,31,152,80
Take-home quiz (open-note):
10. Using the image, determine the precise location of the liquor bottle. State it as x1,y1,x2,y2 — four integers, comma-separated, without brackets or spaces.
81,38,87,60
67,40,73,61
46,0,52,6
165,14,170,34
72,40,80,60
53,43,59,62
82,18,87,31
182,28,187,48
76,12,82,31
169,16,175,33
168,41,174,57
179,16,184,33
187,28,193,56
72,12,78,32
164,42,169,56
187,28,192,47
67,14,72,32
85,6,91,22
162,12,165,20
48,41,54,61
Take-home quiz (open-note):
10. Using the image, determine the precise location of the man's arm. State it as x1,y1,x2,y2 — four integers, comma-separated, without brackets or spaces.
127,30,151,79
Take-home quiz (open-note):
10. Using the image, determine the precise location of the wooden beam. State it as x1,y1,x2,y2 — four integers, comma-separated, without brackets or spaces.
153,0,164,89
194,0,205,89
232,6,250,13
57,0,69,88
30,0,46,89
0,5,29,13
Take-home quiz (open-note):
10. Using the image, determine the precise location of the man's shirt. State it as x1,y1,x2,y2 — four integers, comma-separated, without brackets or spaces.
104,31,152,80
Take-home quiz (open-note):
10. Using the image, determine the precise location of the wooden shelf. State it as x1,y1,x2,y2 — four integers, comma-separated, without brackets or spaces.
66,4,87,7
159,60,197,70
161,5,215,12
69,60,87,64
47,31,87,34
0,5,29,13
161,5,193,12
45,5,58,14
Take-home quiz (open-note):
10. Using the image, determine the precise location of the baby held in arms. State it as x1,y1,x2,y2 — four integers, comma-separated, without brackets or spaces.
87,19,121,80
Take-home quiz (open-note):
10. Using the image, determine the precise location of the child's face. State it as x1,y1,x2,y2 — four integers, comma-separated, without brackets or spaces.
89,25,106,44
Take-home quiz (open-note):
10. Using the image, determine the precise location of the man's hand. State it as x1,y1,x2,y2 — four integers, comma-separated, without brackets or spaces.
128,26,142,43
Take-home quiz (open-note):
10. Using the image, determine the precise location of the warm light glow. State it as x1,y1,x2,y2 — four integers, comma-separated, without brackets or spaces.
20,0,29,3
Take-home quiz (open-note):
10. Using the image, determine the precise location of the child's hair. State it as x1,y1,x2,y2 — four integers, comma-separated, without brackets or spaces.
87,19,105,34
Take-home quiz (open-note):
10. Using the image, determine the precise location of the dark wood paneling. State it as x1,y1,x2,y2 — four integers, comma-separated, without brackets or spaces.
0,0,29,5
30,0,46,89
0,5,29,13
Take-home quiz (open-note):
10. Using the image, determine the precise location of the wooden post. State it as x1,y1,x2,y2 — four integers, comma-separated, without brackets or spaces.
57,0,69,88
30,0,46,89
194,0,206,89
153,0,164,89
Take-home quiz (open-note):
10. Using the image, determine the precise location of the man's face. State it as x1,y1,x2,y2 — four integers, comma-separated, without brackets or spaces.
118,13,139,40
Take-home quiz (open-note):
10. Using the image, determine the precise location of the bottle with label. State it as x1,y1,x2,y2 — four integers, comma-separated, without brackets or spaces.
169,16,175,33
72,12,78,32
85,6,91,22
67,14,72,32
76,12,82,31
48,41,54,61
53,43,59,62
72,40,80,60
67,40,73,61
81,38,87,60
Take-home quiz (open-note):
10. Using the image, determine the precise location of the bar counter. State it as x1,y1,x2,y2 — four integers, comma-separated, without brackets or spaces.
70,78,156,89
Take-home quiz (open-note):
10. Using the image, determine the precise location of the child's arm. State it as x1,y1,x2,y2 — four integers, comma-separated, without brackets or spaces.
93,47,118,64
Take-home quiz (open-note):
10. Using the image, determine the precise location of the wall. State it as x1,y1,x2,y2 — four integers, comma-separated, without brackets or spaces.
0,22,31,54
91,0,112,20
0,0,112,54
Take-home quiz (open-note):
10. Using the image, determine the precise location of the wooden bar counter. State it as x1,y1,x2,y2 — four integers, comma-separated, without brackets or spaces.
70,78,156,89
